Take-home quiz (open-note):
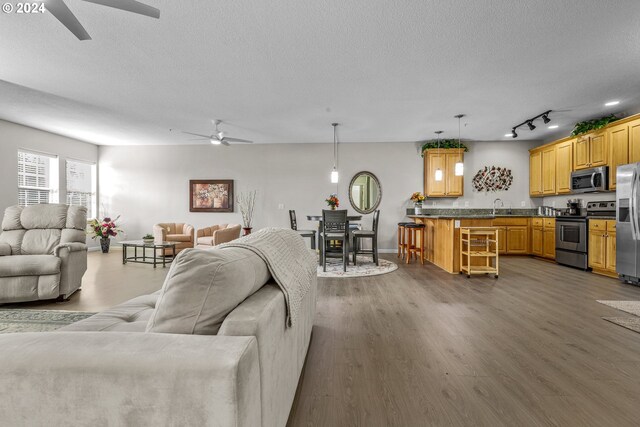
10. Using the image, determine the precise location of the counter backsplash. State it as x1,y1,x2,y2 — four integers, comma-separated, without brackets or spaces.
406,207,539,216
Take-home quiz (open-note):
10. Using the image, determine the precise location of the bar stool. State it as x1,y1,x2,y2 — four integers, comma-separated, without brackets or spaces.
397,222,413,260
405,223,425,265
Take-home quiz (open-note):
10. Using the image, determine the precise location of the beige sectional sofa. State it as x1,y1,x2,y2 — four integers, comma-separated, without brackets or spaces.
0,231,316,427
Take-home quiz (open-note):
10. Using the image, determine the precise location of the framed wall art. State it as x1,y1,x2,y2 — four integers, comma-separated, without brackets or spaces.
189,180,234,212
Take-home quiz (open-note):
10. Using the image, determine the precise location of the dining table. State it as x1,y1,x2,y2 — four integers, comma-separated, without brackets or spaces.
306,214,363,264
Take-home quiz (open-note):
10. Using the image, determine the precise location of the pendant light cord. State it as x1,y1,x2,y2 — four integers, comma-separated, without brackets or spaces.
332,123,338,169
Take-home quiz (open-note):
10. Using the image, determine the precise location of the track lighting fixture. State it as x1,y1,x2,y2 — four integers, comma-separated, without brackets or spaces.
508,110,551,139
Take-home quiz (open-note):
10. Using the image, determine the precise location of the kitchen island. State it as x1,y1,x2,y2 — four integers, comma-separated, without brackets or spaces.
408,214,556,273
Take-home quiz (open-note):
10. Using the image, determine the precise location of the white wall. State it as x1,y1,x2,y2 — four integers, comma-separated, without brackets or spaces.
99,140,538,250
0,120,98,245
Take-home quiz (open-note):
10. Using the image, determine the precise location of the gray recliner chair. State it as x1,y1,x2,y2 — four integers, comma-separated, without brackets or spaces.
0,204,88,303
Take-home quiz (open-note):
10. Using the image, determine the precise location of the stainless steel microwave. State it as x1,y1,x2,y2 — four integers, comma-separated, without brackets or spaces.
570,166,609,193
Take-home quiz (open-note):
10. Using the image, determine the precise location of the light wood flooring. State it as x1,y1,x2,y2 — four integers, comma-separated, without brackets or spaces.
12,251,640,426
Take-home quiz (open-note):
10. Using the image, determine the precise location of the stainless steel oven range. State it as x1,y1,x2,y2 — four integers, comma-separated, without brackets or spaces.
555,201,616,270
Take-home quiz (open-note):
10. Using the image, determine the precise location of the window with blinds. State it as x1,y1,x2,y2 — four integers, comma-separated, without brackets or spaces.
66,159,96,219
18,151,59,207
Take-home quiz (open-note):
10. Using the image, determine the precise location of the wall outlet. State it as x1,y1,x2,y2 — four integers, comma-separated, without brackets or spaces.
432,201,436,206
521,201,526,207
277,203,284,210
453,201,459,207
464,201,470,207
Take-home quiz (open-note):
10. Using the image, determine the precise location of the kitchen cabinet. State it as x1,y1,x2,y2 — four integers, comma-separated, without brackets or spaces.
608,123,629,190
574,131,607,170
492,218,529,255
628,118,640,163
532,227,543,256
423,149,464,198
542,146,556,195
543,218,556,259
555,139,574,194
589,220,617,277
532,218,555,260
529,150,543,197
507,226,529,254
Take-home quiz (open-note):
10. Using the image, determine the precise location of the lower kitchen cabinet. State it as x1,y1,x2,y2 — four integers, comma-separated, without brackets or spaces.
589,220,617,277
507,226,529,254
532,227,543,256
543,228,556,259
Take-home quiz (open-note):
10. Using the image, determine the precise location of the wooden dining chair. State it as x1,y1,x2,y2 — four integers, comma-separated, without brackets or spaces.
352,210,380,266
321,209,349,272
289,210,316,250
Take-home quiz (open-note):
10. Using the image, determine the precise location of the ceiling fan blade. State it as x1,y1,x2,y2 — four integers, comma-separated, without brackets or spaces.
45,0,92,40
223,137,253,143
82,0,160,18
182,131,212,138
188,138,209,141
220,140,230,146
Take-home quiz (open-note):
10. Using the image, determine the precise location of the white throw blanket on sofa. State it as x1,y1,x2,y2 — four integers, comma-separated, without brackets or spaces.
218,228,316,327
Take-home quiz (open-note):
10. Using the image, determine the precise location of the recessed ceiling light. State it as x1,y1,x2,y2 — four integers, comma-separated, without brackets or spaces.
605,101,620,106
548,125,559,129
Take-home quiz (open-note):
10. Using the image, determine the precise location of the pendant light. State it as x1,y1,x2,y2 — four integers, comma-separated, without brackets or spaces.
454,114,465,176
330,123,339,183
434,131,443,182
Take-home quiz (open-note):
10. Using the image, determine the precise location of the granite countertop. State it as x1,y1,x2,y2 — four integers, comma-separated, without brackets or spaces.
586,216,616,220
407,214,557,219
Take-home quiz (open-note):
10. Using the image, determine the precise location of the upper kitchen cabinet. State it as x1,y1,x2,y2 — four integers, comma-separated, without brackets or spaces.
529,144,558,197
574,130,607,170
423,149,464,198
541,145,556,195
630,118,640,163
529,149,543,197
607,123,629,190
555,139,574,194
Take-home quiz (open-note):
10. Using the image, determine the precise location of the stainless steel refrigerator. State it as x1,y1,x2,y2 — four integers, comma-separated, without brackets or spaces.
617,163,640,284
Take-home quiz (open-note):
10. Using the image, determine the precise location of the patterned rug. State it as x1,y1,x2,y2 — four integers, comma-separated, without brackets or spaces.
317,256,398,278
597,300,640,334
0,309,96,334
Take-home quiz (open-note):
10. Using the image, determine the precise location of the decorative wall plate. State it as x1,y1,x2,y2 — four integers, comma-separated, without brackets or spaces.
472,166,513,192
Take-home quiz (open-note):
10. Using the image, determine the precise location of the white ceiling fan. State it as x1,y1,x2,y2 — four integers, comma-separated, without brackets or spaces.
183,120,254,146
45,0,160,41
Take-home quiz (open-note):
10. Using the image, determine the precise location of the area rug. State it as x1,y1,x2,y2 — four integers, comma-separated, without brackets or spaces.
0,309,96,334
597,300,640,334
317,256,398,278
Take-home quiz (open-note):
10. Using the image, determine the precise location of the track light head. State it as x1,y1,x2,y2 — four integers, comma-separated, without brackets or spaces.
542,114,550,124
527,121,536,131
511,129,518,138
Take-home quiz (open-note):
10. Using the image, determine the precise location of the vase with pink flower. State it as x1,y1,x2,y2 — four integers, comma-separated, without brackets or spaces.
88,215,123,253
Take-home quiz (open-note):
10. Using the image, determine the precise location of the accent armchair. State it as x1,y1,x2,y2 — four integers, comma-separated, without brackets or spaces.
0,204,88,303
195,224,241,249
153,223,195,253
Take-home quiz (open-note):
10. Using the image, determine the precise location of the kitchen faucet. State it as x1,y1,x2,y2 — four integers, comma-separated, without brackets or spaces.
493,198,503,216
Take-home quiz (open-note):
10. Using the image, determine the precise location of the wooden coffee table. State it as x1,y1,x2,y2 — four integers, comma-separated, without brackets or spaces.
120,240,178,268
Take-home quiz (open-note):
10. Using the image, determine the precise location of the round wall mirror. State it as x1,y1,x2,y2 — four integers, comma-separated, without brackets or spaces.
349,171,382,214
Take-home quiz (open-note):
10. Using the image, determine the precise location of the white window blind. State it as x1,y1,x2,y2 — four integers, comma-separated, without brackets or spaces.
66,160,96,219
18,151,59,206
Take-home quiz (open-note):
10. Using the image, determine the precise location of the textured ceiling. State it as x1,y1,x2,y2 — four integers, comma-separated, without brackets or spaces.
1,0,640,145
